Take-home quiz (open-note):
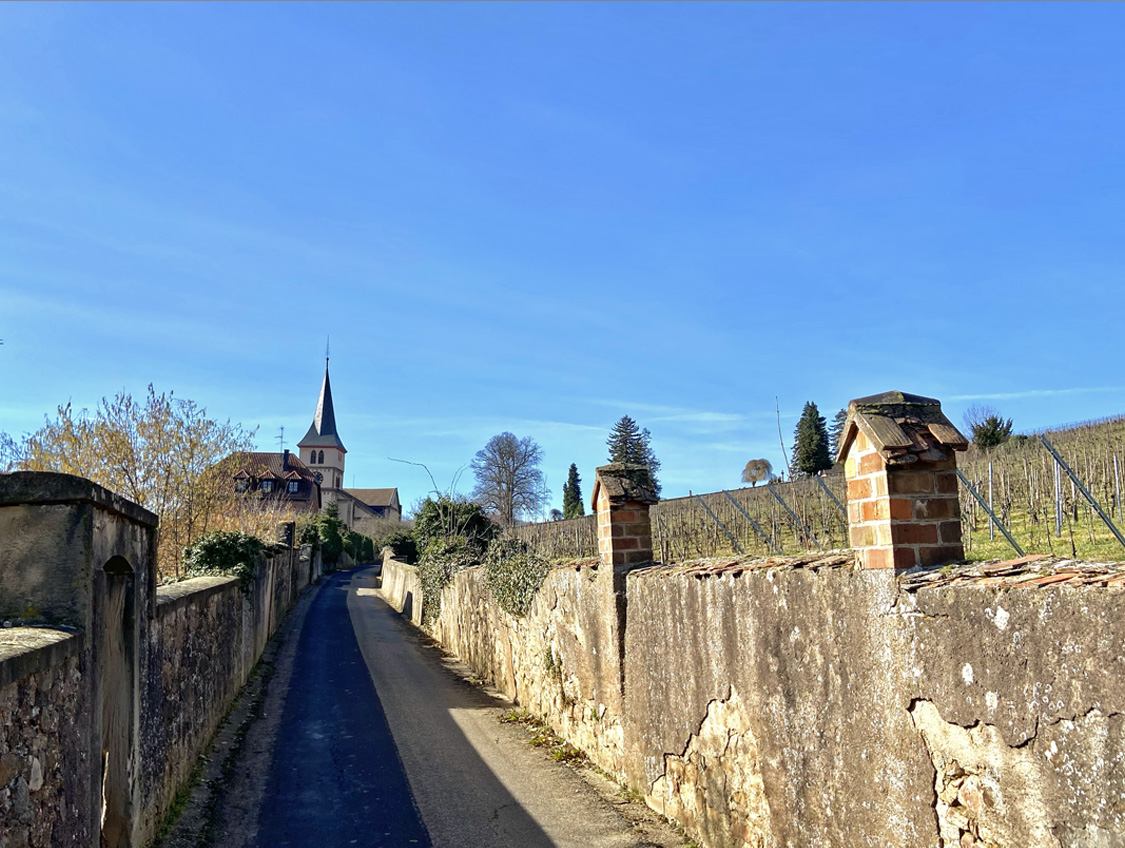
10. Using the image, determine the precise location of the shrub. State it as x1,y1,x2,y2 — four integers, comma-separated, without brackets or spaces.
484,537,551,617
368,525,418,563
413,496,497,555
181,530,265,594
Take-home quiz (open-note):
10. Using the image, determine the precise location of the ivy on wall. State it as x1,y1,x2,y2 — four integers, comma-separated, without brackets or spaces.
484,538,551,618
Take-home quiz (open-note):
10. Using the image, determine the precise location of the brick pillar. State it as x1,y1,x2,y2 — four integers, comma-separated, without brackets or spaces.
837,391,968,570
590,463,658,703
594,464,657,567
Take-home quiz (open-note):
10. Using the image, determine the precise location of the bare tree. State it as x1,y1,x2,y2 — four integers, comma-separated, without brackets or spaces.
0,385,256,577
470,432,547,527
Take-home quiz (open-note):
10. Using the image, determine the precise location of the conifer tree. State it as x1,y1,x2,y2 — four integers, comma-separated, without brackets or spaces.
791,402,832,476
828,408,848,458
561,463,585,518
606,415,662,496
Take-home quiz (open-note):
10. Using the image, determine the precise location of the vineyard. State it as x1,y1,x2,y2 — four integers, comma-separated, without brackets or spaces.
510,414,1125,565
957,414,1125,562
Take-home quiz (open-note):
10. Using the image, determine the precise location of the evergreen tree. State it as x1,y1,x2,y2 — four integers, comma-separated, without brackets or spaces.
561,463,585,518
791,402,832,476
963,404,1014,450
828,408,848,458
606,416,662,496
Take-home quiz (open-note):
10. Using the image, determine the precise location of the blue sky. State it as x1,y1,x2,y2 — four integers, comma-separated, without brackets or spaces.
2,3,1123,517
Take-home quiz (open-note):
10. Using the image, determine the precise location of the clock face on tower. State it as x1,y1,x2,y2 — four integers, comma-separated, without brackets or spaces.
314,471,323,484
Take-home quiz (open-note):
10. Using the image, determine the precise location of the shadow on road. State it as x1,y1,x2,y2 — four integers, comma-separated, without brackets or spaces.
347,567,597,848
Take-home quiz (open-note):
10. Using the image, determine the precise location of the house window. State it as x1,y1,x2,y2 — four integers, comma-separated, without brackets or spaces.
288,481,299,494
235,479,249,493
260,480,274,493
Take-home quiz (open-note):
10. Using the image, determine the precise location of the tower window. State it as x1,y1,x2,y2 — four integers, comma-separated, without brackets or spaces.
318,450,324,464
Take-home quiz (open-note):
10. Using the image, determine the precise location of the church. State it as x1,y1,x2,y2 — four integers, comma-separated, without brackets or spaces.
297,359,403,528
228,360,401,530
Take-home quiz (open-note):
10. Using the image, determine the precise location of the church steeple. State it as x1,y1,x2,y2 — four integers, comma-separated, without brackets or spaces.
299,358,346,454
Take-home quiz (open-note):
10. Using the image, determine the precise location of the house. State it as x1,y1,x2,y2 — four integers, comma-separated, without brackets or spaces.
229,449,321,513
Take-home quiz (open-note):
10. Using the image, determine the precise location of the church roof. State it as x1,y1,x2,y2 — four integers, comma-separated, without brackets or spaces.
344,488,400,508
298,360,346,451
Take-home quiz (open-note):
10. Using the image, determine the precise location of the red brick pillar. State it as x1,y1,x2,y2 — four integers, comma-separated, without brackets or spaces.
594,464,658,567
590,463,659,703
837,392,968,570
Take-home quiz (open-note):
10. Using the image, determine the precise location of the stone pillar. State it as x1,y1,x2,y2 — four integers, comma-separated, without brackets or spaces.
837,392,968,570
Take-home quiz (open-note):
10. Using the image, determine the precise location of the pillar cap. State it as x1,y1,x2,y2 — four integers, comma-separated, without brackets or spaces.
591,463,659,510
837,391,968,466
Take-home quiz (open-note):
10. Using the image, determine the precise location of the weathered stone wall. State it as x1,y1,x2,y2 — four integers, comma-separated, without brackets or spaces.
626,566,1125,848
380,555,423,625
0,472,321,847
423,559,630,777
404,557,1125,848
137,545,310,842
0,630,88,848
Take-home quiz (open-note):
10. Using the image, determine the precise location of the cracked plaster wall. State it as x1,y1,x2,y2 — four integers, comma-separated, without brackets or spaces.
405,553,1125,848
625,567,1125,848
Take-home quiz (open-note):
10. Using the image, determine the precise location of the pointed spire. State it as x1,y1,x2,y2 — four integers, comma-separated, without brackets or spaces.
298,358,346,452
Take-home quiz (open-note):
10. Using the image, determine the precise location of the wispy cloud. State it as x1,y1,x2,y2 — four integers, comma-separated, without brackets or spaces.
949,387,1125,402
575,397,775,425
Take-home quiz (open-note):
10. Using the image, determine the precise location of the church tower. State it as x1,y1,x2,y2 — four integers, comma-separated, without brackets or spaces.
298,359,346,492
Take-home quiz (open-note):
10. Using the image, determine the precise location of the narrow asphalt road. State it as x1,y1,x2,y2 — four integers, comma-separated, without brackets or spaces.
252,571,431,847
187,568,681,848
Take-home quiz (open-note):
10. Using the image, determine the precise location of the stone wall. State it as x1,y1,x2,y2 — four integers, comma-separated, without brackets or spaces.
395,556,1125,848
137,544,312,842
0,472,322,848
429,558,630,776
627,563,1125,848
379,554,423,625
0,630,88,848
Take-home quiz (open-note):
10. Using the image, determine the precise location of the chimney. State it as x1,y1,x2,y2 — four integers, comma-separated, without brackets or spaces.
282,449,290,472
